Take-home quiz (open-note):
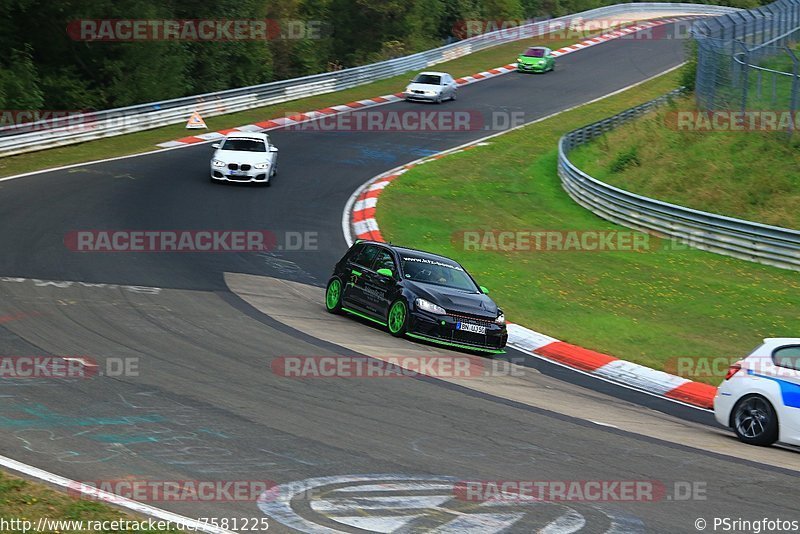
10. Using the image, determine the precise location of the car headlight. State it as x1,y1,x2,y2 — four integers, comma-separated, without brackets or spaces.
254,162,270,169
495,312,506,326
415,298,446,315
212,159,225,168
405,86,412,92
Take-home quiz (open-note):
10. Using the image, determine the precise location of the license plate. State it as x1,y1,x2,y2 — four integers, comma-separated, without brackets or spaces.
230,170,241,176
457,322,486,335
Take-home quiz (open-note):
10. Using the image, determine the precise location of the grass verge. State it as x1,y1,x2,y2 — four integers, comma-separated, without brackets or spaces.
0,22,638,179
377,69,800,382
568,96,800,229
0,470,180,533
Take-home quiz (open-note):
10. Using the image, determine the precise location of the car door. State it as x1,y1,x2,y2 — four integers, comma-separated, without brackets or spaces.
362,247,399,318
341,244,380,310
770,344,800,440
445,74,456,98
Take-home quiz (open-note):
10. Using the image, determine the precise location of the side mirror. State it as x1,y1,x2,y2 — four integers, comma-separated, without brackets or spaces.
269,146,278,153
211,143,220,149
376,268,393,278
480,286,489,294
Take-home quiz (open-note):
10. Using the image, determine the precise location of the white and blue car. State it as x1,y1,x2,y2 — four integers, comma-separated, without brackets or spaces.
714,338,800,446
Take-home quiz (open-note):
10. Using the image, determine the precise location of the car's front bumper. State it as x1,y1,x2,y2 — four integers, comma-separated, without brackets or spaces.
408,310,507,352
210,167,270,182
517,62,548,72
404,91,441,101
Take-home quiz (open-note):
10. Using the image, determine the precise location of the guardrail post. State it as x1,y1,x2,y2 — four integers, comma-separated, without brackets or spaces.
737,41,750,114
785,44,800,134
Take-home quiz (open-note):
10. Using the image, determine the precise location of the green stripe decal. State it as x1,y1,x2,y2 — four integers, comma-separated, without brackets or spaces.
342,307,387,326
406,333,506,354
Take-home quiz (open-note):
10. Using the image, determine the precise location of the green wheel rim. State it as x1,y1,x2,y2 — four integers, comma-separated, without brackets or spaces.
388,301,406,334
326,280,341,310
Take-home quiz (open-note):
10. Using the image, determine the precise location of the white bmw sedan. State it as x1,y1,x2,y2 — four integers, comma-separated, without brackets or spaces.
403,71,458,104
210,132,278,185
714,338,800,446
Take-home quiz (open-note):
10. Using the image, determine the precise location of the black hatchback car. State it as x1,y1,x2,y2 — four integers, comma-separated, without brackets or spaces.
325,241,507,353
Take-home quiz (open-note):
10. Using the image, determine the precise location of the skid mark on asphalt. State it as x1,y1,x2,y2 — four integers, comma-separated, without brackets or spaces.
256,252,318,285
337,143,439,166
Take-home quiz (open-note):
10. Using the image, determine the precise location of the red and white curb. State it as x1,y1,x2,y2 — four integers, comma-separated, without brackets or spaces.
343,125,717,413
157,17,690,149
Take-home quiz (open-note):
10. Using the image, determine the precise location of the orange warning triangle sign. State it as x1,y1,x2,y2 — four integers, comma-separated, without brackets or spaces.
186,111,207,129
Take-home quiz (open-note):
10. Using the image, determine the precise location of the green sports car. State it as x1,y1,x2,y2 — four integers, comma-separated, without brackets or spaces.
517,46,555,73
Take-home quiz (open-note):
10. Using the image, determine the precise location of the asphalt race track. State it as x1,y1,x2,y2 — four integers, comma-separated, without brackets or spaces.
1,22,799,533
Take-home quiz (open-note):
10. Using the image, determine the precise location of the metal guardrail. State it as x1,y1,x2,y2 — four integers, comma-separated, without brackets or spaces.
0,2,738,158
558,89,800,271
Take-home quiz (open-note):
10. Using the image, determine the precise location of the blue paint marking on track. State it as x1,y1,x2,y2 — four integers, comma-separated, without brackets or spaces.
0,403,163,428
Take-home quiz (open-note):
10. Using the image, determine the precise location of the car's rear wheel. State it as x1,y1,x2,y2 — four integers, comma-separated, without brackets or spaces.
733,395,778,446
325,278,343,314
387,300,408,337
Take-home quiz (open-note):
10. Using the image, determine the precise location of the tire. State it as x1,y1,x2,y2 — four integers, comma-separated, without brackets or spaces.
435,94,443,105
387,299,408,337
325,278,343,314
451,90,457,101
732,395,779,446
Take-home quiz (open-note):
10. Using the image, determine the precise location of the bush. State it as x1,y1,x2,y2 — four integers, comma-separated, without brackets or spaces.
609,146,640,173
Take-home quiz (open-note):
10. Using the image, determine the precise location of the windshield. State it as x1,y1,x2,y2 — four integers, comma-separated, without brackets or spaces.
400,255,477,291
220,138,267,152
523,48,546,58
413,74,441,85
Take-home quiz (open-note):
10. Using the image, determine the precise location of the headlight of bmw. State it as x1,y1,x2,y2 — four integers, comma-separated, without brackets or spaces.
254,162,270,169
212,159,225,168
495,312,506,326
415,298,446,315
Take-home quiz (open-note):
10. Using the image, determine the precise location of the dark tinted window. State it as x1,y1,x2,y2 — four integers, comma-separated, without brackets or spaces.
524,48,545,57
372,249,396,273
414,74,441,85
400,255,477,291
352,245,379,268
773,346,800,370
220,138,267,152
